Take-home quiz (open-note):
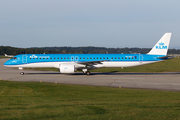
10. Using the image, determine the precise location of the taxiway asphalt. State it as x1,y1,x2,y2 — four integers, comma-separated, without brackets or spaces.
1,58,180,91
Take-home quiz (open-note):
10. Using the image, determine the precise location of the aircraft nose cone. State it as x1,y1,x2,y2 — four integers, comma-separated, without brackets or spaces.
4,62,9,66
4,60,11,66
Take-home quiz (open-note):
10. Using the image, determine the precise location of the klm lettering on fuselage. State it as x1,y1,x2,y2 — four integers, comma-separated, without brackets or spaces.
156,42,167,49
30,55,50,59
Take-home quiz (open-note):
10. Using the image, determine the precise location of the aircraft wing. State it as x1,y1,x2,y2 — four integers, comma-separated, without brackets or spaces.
77,60,106,66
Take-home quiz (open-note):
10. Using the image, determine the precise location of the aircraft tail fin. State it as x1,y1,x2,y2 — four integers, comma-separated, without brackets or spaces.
148,33,172,55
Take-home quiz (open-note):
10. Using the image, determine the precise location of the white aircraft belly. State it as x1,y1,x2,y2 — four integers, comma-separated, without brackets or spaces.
93,61,158,68
5,61,159,69
5,62,69,68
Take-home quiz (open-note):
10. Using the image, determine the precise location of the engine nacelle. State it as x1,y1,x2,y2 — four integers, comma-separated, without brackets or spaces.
59,64,75,73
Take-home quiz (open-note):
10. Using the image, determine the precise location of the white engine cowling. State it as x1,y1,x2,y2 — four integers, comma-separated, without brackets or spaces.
59,64,75,73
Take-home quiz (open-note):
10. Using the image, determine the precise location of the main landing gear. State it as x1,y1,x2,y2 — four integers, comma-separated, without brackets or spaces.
82,69,91,75
19,67,24,75
86,71,91,76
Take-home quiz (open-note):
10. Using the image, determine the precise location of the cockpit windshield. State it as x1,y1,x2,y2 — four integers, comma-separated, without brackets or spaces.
11,57,17,60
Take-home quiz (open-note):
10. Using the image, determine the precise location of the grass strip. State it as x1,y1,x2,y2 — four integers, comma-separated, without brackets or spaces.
0,81,180,119
0,56,9,59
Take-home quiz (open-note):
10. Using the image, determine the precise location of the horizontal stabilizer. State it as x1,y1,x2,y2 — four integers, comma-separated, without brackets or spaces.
157,56,174,59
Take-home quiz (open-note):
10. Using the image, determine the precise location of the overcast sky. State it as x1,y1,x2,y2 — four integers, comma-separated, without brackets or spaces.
0,0,180,48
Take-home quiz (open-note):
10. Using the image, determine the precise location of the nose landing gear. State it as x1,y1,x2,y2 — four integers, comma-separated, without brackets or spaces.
20,72,24,75
19,67,24,75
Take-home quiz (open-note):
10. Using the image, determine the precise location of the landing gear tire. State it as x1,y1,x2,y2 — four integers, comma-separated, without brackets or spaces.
20,72,24,75
86,71,91,76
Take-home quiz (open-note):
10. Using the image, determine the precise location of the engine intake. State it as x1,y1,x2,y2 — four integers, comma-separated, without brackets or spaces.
59,64,75,73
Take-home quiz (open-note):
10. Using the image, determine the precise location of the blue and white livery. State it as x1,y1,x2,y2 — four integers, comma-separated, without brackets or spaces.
4,33,172,75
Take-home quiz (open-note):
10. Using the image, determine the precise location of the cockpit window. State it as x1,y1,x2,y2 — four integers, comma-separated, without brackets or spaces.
11,57,17,59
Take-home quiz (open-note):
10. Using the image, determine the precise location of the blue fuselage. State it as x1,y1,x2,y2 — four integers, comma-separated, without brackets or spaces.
4,54,165,66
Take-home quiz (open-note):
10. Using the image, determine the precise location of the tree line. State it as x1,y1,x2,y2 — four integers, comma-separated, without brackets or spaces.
0,46,180,55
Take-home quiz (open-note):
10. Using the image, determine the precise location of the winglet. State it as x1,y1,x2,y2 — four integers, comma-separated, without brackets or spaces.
148,33,172,55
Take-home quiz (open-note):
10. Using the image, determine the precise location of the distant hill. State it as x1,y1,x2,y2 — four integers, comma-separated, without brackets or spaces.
0,46,180,55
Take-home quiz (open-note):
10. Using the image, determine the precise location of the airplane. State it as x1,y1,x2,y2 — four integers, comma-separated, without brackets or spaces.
4,33,172,75
4,54,14,58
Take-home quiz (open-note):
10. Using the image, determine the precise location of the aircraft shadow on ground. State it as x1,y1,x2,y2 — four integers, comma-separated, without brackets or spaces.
26,72,180,76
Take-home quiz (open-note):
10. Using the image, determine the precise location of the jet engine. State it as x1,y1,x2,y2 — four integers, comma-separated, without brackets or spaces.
59,64,75,73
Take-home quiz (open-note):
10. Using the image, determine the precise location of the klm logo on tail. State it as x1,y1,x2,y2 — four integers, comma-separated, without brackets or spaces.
156,42,167,49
